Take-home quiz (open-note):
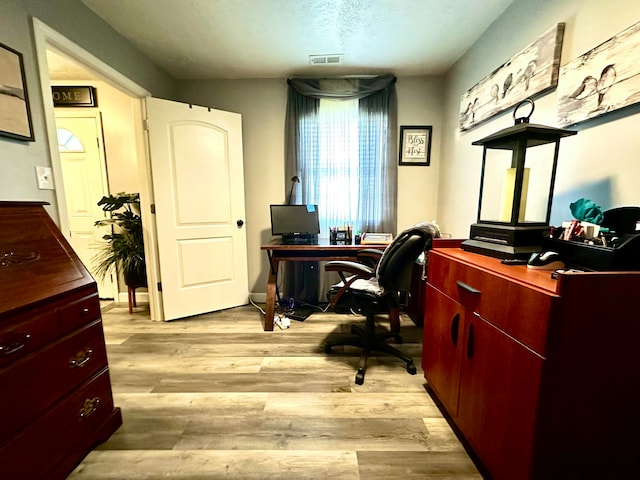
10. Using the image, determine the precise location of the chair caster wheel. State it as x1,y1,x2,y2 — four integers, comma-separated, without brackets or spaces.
394,335,403,344
407,363,417,375
324,344,333,354
355,370,365,385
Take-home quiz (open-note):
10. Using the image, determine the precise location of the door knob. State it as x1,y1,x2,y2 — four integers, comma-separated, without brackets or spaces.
237,219,244,227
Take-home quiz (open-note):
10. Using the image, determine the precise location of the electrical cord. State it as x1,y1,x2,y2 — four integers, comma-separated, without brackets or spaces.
248,294,266,315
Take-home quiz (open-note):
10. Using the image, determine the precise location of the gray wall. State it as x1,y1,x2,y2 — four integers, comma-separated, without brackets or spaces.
438,0,640,237
1,0,175,220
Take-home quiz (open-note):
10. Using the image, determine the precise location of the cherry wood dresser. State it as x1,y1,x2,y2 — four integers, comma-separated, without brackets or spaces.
0,201,121,479
422,247,640,480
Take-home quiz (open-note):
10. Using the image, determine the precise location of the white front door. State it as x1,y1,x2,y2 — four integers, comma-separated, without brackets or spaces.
146,98,248,321
55,113,117,300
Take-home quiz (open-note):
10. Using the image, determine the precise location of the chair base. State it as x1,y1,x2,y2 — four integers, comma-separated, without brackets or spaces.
324,318,417,385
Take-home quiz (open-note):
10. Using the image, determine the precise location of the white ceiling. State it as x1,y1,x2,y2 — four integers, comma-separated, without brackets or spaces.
49,0,515,80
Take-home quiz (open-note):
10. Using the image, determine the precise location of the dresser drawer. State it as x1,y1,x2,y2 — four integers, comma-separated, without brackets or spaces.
0,309,58,368
57,292,100,335
0,367,116,480
428,251,555,356
0,320,108,443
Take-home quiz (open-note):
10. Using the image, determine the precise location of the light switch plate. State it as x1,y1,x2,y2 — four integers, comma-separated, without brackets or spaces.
36,166,55,190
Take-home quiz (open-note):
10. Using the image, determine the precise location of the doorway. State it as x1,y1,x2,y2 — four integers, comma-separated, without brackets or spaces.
32,18,160,319
32,18,250,322
55,112,117,300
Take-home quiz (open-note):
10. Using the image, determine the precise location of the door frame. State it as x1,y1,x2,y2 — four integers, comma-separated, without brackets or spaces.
32,18,163,321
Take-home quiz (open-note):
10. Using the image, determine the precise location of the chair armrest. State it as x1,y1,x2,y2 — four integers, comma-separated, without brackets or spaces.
325,261,376,308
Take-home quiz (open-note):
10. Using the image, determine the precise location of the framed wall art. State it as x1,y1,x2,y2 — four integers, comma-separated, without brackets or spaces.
399,125,432,166
0,42,34,141
557,19,640,126
459,23,565,131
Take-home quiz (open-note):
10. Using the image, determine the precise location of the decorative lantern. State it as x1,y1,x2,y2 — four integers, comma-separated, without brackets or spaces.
462,99,577,259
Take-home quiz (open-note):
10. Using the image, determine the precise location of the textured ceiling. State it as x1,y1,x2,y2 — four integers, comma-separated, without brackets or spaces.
50,0,515,80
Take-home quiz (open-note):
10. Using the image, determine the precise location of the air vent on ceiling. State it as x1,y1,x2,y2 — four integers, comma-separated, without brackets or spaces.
309,54,343,65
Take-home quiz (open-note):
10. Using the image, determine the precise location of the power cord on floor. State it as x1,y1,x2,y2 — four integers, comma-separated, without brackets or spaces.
248,294,266,315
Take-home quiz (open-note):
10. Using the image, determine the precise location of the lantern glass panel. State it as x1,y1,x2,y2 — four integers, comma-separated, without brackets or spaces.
522,142,556,223
478,142,557,225
479,149,513,223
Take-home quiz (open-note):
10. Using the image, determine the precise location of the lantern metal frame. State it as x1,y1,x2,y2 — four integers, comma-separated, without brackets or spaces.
461,100,577,259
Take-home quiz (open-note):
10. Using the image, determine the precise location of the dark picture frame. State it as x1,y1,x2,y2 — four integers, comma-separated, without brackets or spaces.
0,42,34,142
399,125,432,166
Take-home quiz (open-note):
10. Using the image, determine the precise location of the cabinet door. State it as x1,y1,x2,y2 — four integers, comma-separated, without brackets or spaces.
457,316,544,480
422,285,465,417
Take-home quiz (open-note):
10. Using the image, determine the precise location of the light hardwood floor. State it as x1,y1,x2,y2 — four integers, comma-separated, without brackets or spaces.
69,303,482,479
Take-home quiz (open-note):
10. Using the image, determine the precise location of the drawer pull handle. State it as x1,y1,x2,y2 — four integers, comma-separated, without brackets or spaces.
78,397,101,420
0,333,31,356
456,280,481,295
467,324,475,359
450,313,460,346
69,348,93,368
81,308,90,315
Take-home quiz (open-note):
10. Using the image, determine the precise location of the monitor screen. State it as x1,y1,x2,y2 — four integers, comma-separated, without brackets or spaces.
270,204,320,235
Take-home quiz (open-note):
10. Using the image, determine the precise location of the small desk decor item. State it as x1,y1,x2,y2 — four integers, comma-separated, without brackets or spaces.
461,99,577,259
399,125,432,166
0,42,34,141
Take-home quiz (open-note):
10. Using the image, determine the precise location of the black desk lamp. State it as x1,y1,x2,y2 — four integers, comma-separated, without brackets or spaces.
287,176,300,205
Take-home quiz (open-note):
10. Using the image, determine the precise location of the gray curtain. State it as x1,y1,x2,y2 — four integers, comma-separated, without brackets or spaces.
284,74,398,233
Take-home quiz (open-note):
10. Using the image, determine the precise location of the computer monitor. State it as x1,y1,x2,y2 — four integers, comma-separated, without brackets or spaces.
270,204,320,244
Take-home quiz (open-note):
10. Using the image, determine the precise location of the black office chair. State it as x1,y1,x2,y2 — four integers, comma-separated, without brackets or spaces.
324,223,439,385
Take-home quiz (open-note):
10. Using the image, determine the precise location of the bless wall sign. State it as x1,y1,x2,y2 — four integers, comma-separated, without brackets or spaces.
51,86,97,107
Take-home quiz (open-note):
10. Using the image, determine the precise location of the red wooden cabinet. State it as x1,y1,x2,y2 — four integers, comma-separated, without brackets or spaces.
422,248,640,480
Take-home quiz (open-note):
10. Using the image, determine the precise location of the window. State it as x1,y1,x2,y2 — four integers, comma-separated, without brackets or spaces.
57,128,84,152
306,98,360,234
286,76,397,236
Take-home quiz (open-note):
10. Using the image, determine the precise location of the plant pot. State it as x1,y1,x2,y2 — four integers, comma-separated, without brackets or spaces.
124,268,147,288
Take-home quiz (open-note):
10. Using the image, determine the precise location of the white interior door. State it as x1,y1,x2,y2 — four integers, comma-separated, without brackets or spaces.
55,113,117,300
146,98,248,321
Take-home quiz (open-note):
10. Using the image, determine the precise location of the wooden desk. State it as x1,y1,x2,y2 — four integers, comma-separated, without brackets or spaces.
260,240,385,331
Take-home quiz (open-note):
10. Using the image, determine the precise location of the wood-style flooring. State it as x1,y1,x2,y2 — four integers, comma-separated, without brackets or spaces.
69,303,482,479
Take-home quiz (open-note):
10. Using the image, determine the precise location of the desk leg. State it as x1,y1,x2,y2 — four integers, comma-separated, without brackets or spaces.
264,257,279,331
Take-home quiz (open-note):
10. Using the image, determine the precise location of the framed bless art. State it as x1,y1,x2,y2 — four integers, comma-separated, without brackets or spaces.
0,42,34,141
399,125,432,166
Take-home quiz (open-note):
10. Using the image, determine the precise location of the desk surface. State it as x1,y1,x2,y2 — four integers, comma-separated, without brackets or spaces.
261,238,387,251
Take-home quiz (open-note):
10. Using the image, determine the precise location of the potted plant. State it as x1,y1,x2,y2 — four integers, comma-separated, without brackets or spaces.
93,192,147,288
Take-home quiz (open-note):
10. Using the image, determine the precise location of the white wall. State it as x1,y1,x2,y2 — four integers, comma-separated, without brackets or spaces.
177,77,443,297
438,0,640,238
